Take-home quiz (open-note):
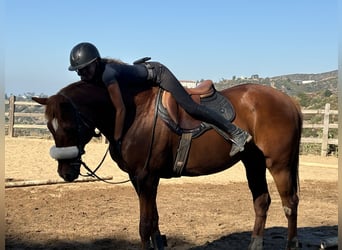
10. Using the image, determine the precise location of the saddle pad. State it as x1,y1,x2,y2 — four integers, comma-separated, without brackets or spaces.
200,91,235,122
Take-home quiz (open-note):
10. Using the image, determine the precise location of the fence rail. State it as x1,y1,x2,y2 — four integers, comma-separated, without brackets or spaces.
301,103,338,156
5,96,338,156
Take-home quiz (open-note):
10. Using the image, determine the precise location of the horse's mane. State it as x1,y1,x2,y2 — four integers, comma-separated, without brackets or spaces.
44,81,108,121
44,94,69,121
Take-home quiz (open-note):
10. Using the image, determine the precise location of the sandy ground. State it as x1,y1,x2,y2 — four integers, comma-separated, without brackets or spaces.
5,137,338,250
4,137,338,184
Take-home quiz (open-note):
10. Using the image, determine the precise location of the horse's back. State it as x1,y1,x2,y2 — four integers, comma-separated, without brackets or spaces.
223,84,301,129
224,84,300,114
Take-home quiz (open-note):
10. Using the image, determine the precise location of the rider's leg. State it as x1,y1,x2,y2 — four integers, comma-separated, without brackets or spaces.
190,104,252,156
156,63,251,156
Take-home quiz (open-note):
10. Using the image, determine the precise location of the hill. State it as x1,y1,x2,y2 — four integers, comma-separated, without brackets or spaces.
269,70,337,95
271,70,337,82
214,70,338,109
215,70,337,94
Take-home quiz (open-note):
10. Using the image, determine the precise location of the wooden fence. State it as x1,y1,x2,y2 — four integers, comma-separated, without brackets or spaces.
5,96,48,137
5,96,338,156
301,103,338,156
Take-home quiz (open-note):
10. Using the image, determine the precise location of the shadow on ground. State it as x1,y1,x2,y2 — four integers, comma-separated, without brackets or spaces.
6,225,337,250
6,237,142,250
190,225,338,250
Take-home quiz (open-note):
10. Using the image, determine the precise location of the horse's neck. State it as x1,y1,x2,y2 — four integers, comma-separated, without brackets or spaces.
123,88,157,130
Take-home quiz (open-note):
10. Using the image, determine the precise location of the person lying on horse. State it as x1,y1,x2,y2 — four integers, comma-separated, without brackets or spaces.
68,42,252,157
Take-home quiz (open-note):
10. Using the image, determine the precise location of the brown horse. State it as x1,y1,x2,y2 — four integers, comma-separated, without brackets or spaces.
33,81,302,250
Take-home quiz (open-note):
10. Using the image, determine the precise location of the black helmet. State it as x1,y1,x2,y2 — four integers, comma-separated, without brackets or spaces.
68,42,101,71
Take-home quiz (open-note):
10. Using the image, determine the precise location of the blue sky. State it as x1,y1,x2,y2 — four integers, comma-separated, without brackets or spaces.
5,0,338,95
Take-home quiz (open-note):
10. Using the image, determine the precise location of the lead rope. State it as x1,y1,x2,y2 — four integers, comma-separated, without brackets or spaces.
79,145,131,184
80,159,131,184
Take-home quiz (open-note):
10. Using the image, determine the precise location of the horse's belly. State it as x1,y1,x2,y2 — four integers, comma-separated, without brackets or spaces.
182,132,239,176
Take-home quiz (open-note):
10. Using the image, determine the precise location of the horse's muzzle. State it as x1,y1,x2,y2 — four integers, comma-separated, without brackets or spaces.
50,145,85,182
58,160,81,182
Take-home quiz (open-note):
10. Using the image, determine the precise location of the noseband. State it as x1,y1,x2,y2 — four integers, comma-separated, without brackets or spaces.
50,145,80,160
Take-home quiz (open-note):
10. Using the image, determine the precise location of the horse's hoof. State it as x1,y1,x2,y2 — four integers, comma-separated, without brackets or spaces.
248,236,263,250
150,234,167,249
161,234,167,247
285,237,302,250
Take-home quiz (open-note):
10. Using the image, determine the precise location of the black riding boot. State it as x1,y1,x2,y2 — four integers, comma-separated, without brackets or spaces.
187,105,252,157
225,123,252,157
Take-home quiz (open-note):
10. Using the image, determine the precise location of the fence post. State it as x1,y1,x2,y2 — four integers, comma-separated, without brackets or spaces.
321,103,330,157
8,96,16,137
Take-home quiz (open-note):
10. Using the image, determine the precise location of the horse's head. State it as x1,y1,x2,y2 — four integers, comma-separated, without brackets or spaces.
33,80,155,181
33,94,97,182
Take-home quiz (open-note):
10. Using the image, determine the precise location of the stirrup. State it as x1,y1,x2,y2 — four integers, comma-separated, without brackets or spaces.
229,143,244,157
229,134,252,157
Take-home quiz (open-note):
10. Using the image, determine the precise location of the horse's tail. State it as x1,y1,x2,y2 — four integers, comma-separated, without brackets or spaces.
291,98,303,194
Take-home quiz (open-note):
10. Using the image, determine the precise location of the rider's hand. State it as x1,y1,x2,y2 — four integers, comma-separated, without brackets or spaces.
114,139,122,155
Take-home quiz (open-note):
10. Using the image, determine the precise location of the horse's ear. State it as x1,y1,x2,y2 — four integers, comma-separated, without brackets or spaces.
32,97,48,105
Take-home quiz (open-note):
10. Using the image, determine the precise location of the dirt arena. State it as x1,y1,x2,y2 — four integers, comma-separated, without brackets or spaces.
5,138,338,249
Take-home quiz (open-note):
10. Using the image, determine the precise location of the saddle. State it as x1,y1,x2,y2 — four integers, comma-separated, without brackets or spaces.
157,81,236,175
158,80,235,137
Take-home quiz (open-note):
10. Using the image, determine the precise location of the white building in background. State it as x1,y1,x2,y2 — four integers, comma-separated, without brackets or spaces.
180,80,197,88
302,80,316,84
293,80,316,84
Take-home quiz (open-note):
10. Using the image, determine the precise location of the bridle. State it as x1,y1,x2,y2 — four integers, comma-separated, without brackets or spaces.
51,87,161,184
50,93,130,184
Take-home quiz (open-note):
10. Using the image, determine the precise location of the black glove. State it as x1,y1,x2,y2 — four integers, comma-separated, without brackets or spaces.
114,139,122,155
109,138,122,161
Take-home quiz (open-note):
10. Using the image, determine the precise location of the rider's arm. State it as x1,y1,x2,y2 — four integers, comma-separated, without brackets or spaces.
107,83,126,142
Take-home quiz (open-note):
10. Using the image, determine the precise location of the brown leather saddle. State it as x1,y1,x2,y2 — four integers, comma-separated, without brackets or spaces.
157,81,235,138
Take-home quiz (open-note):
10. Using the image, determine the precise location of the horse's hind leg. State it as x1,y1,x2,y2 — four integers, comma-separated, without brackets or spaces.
242,146,271,250
268,164,300,249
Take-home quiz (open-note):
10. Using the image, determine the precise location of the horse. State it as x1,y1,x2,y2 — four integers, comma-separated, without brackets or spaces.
32,80,302,250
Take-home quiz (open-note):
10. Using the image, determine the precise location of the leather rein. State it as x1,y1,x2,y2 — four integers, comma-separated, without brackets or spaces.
78,147,130,184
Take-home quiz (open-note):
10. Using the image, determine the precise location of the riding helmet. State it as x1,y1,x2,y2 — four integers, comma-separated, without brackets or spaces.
68,42,101,71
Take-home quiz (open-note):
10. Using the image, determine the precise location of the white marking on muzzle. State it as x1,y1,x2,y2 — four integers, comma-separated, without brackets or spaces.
50,145,79,160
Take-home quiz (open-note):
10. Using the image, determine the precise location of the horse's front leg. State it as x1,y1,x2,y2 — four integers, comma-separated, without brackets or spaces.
131,173,165,250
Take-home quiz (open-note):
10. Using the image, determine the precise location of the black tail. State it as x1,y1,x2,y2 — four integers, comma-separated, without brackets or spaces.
291,100,303,194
